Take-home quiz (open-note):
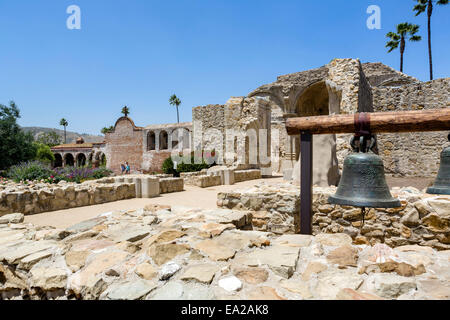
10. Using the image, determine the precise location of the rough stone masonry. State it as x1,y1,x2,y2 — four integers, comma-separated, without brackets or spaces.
0,204,449,300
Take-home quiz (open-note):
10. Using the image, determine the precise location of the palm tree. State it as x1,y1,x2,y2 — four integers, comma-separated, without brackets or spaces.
386,23,422,73
59,118,68,144
413,0,449,80
169,94,182,123
121,106,130,117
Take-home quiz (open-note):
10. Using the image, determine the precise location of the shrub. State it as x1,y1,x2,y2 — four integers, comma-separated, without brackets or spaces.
176,156,210,173
92,167,113,179
162,150,216,176
35,143,55,163
7,161,54,182
162,157,178,176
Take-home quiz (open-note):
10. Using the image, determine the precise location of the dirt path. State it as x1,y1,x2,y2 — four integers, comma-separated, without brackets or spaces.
24,177,284,229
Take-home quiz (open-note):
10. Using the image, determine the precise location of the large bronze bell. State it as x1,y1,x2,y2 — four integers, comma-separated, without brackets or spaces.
329,135,401,209
427,134,450,195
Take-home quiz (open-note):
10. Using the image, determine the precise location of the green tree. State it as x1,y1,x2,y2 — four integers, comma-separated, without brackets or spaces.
413,0,449,80
36,131,62,147
0,101,37,170
386,23,422,73
121,106,130,117
59,118,69,144
101,126,114,135
169,94,182,123
35,143,55,164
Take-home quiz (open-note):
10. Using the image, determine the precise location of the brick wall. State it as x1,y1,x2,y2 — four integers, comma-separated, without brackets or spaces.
105,117,143,174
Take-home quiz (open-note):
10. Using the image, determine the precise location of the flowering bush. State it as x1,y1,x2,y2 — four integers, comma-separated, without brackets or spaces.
0,177,8,185
6,161,112,184
53,167,113,183
7,161,54,182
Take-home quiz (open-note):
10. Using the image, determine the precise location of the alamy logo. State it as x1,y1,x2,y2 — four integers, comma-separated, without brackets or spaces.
366,5,381,30
66,5,81,30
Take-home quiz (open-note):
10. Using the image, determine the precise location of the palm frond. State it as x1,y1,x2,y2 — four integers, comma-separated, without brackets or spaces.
386,32,400,41
386,41,399,52
410,35,422,42
437,0,449,5
413,3,427,15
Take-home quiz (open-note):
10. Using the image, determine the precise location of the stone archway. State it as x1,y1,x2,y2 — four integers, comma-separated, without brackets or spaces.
147,131,156,151
159,131,168,150
76,153,87,167
88,153,94,166
64,153,75,167
296,81,330,116
293,81,340,187
171,128,190,150
54,153,63,168
100,154,106,166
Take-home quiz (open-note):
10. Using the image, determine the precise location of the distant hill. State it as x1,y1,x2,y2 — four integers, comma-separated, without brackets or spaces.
21,127,104,144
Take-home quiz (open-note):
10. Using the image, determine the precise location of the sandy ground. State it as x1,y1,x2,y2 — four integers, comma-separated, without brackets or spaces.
24,175,434,229
24,177,285,229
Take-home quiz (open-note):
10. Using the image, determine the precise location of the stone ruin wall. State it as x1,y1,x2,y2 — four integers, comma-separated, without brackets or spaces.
327,59,366,173
217,183,450,251
192,104,225,160
373,78,450,177
192,97,272,172
0,181,136,216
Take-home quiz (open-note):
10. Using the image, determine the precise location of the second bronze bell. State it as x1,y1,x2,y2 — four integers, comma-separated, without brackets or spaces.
427,134,450,195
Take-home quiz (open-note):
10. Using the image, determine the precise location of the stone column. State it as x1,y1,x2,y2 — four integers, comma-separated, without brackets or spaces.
133,177,142,198
155,130,160,151
223,169,235,185
142,177,160,198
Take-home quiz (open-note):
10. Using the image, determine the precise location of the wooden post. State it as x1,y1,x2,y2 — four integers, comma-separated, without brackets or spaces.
300,132,313,235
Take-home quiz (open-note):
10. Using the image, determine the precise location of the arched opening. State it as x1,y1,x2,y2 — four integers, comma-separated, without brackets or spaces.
100,154,107,167
64,153,75,167
159,131,168,150
88,153,93,167
76,154,86,167
147,131,156,151
294,80,339,187
171,128,190,150
296,81,329,116
54,154,63,168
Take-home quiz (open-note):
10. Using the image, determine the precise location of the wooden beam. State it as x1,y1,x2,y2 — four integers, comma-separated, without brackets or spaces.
286,108,450,135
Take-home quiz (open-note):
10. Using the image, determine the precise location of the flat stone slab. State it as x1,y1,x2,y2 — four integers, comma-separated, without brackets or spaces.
234,245,300,279
195,240,236,261
66,217,106,234
19,248,55,269
203,209,252,228
105,225,151,243
273,234,313,247
181,264,220,284
148,281,184,300
0,240,58,264
106,279,157,300
0,213,24,224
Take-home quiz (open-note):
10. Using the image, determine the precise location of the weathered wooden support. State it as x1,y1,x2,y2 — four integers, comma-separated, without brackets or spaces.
286,109,450,135
300,133,313,235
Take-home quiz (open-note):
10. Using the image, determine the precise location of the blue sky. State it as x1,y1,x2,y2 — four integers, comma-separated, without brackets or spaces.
0,0,448,135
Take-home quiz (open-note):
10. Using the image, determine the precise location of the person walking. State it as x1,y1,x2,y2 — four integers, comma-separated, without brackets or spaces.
120,163,126,175
125,162,131,174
